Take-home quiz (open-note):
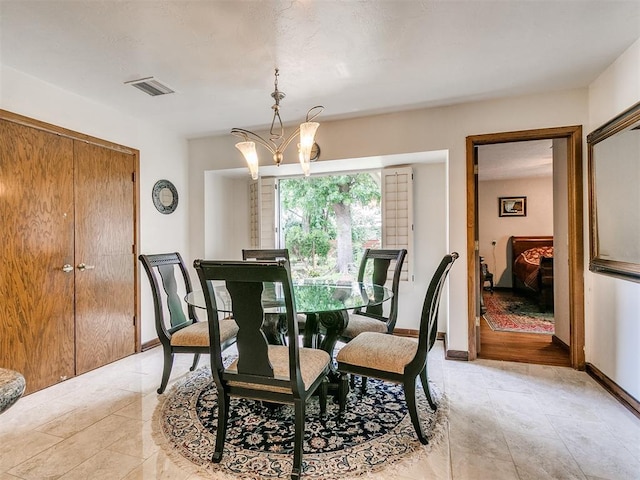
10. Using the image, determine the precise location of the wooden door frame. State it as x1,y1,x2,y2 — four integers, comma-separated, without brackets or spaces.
0,109,142,355
466,126,585,369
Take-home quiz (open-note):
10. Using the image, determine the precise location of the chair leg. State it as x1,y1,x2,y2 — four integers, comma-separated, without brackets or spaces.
319,377,328,415
338,373,349,415
291,398,305,480
213,389,229,463
361,376,368,393
190,353,201,371
157,349,174,394
404,377,428,445
419,366,437,411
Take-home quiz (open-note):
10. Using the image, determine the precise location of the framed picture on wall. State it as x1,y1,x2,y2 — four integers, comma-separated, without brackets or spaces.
499,196,526,217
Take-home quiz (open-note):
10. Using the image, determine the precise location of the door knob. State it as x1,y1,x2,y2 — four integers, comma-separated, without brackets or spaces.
62,264,74,273
77,263,95,271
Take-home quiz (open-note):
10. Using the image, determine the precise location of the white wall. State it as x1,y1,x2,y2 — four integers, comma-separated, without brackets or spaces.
552,138,570,345
587,37,640,400
478,176,554,287
1,65,190,344
188,88,589,351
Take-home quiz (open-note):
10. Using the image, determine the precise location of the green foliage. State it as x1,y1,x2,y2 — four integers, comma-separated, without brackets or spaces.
285,226,331,260
280,173,381,279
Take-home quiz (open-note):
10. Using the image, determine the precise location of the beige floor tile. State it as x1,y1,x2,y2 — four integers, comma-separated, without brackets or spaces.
551,415,640,479
487,388,559,438
0,430,63,473
121,451,194,480
108,419,161,460
504,430,586,480
451,451,519,480
392,436,452,480
115,390,163,421
8,414,139,479
448,403,513,462
0,473,21,479
58,450,142,480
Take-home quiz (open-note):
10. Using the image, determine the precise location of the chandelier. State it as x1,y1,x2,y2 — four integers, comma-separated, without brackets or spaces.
231,69,323,179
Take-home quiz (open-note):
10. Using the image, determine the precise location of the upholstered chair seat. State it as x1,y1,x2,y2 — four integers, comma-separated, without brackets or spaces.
227,345,330,394
336,332,418,374
170,318,237,348
341,314,389,339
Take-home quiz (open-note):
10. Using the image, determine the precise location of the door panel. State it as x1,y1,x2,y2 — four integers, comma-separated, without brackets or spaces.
74,142,135,374
0,119,75,393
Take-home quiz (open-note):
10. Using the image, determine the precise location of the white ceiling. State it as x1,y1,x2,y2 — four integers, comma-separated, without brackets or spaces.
478,140,553,181
2,0,640,142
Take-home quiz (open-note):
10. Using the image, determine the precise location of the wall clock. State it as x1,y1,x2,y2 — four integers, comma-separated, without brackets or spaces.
310,142,321,162
152,179,178,214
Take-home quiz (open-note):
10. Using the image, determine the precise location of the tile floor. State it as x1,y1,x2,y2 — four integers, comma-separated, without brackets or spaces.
1,341,639,480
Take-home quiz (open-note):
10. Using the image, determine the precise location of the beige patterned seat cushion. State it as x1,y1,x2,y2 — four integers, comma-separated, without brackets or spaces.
336,332,418,375
341,313,388,339
170,318,238,347
226,345,330,395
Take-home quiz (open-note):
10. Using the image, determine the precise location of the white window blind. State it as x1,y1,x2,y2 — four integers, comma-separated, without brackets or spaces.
257,177,277,249
249,180,259,248
382,166,414,281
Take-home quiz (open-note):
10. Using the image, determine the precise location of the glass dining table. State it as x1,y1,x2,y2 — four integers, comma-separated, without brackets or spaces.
185,280,392,362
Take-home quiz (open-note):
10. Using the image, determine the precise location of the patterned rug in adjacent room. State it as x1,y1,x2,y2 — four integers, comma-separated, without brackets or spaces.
483,290,554,334
152,366,448,479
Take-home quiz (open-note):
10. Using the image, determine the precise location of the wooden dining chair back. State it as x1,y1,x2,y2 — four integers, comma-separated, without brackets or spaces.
242,248,290,262
336,252,458,444
242,248,293,345
139,252,238,394
340,248,407,341
194,259,330,480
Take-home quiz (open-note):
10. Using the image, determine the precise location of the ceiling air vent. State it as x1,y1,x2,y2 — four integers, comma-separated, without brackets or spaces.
125,77,175,96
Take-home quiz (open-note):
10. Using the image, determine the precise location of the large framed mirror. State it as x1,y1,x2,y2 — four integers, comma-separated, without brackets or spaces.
587,100,640,282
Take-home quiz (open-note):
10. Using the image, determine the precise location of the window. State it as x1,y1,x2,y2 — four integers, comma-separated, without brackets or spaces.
251,166,413,282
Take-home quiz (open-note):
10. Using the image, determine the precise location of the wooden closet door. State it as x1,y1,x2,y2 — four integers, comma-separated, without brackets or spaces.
0,119,76,393
74,141,135,374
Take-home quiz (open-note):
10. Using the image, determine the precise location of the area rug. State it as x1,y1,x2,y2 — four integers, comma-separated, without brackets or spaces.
483,290,554,334
152,366,448,479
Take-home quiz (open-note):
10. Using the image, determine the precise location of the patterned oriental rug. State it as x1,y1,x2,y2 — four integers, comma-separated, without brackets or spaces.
483,290,554,334
152,366,448,479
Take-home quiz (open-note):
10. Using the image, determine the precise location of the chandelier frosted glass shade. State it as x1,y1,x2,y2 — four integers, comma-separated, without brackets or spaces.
235,141,259,180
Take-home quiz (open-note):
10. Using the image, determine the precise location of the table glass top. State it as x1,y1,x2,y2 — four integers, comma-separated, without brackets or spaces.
185,281,392,315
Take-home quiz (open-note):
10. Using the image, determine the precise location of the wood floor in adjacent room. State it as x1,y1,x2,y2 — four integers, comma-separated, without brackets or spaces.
478,317,571,367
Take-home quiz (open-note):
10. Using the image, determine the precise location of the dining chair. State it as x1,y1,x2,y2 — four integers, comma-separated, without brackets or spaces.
336,252,458,444
139,252,238,394
340,248,407,341
194,259,330,480
338,249,406,391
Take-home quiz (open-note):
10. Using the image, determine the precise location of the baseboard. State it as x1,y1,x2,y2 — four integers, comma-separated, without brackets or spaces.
393,328,419,338
141,338,160,352
586,363,640,419
445,349,469,361
551,335,570,352
441,332,469,361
